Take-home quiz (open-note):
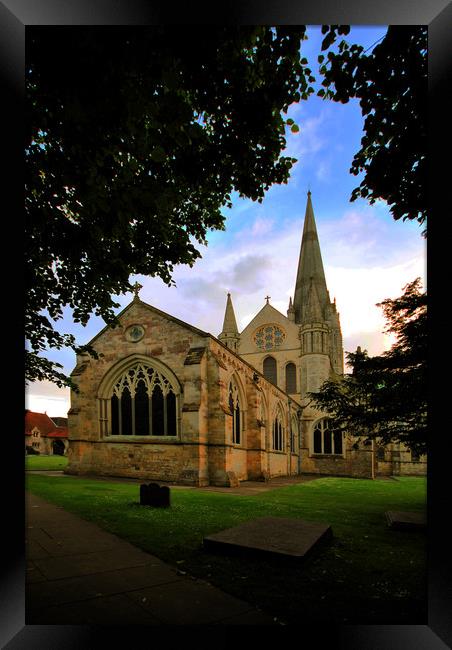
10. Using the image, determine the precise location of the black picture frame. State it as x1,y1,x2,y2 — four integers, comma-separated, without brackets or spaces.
6,0,450,647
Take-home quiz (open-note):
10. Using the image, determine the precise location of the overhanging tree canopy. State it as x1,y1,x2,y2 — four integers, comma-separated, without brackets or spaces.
26,26,315,387
318,25,427,233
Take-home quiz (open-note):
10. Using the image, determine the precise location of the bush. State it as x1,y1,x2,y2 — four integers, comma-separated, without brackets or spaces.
26,446,40,455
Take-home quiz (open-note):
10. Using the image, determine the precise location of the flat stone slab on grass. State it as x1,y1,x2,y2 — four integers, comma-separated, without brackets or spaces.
385,511,427,530
203,517,332,561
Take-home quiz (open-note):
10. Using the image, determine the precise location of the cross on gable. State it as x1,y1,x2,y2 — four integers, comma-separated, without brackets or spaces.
132,281,143,298
265,295,271,304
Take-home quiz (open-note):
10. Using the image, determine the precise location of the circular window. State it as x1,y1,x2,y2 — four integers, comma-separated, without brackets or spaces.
125,324,145,342
253,324,286,350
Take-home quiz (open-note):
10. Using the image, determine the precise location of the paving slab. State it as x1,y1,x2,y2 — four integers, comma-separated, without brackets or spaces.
26,492,275,625
203,516,332,561
385,510,427,530
125,579,271,625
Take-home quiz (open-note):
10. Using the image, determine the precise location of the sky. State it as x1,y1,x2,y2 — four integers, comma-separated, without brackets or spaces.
25,26,426,418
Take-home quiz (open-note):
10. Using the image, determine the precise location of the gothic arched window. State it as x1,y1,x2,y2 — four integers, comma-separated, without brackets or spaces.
263,356,277,385
107,362,179,437
228,379,242,445
312,418,343,455
285,363,297,394
272,407,284,451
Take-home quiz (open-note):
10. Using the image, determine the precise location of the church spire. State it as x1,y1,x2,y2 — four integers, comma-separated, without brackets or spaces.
221,292,238,334
293,191,329,324
218,293,240,351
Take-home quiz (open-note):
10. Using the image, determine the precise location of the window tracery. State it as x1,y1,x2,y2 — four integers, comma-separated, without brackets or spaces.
312,418,342,455
108,362,178,437
253,324,286,351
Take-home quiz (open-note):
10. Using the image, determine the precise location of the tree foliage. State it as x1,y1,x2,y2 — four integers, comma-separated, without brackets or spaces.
26,26,315,387
310,279,427,455
318,26,427,234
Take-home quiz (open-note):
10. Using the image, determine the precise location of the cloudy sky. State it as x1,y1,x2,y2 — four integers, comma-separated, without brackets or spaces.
26,26,426,417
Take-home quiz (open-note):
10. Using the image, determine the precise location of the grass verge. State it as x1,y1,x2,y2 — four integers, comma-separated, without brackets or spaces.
25,455,69,471
26,474,427,624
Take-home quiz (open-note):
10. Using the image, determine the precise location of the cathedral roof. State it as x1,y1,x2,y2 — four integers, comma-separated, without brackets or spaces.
77,296,300,406
239,300,294,337
85,298,211,349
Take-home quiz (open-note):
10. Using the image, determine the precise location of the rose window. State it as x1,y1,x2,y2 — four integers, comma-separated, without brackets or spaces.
253,324,286,351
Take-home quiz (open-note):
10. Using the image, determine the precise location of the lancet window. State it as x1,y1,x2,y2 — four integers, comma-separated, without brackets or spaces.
108,362,178,436
228,379,242,445
263,356,277,385
285,362,297,394
272,407,284,451
312,418,343,455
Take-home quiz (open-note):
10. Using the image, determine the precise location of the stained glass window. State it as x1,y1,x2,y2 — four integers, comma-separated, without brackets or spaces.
253,324,286,351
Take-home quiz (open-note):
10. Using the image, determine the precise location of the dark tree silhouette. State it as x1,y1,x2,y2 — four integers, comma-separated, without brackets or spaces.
318,26,427,233
310,279,427,455
26,26,315,387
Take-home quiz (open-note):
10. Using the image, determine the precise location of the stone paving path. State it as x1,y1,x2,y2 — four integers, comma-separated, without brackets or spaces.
26,492,276,625
27,469,320,495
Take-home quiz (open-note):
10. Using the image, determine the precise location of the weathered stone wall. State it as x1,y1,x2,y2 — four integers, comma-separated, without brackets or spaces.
208,339,299,484
268,451,290,477
67,300,211,484
66,439,208,484
300,413,374,479
375,443,427,477
67,301,303,486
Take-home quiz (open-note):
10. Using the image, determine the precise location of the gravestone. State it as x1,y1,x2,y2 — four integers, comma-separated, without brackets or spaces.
385,510,426,530
203,516,332,561
140,483,171,507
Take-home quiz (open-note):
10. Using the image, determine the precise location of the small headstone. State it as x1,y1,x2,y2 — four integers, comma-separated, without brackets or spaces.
139,483,170,507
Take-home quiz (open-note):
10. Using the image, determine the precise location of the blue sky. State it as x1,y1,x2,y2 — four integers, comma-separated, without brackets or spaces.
26,26,426,417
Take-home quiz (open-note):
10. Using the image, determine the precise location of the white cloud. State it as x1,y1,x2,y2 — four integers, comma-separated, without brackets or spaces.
25,380,70,417
250,216,275,237
133,201,424,352
283,111,328,161
326,255,425,341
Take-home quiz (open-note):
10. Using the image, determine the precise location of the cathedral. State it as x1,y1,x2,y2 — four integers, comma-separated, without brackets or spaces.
66,192,426,485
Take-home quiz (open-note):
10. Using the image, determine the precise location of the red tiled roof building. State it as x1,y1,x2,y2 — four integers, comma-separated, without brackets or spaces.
25,410,68,455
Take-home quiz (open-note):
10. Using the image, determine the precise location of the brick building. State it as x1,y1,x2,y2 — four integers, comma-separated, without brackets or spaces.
25,411,68,455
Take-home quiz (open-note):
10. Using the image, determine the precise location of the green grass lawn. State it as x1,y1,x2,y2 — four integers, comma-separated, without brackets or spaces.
25,455,69,471
26,474,427,624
